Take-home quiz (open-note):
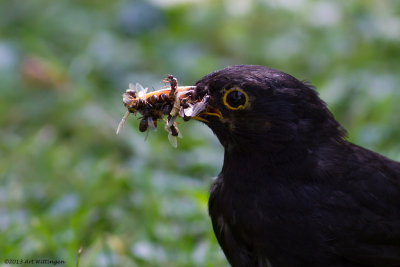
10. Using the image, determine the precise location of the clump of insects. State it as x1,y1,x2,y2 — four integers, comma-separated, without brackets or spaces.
116,75,207,148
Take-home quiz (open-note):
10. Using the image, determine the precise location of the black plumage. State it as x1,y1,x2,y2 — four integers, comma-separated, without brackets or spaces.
192,65,400,267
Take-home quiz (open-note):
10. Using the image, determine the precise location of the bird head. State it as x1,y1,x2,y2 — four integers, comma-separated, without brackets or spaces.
188,65,346,153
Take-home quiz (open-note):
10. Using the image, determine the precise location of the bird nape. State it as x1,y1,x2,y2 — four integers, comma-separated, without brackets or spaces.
189,65,400,267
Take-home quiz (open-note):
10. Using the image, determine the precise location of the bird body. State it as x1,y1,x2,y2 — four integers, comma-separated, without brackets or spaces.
193,65,400,266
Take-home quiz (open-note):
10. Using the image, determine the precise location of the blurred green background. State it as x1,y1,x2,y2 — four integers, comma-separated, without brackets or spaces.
1,0,400,266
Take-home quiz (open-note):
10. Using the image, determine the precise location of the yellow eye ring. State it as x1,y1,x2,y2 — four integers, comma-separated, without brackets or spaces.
222,87,249,110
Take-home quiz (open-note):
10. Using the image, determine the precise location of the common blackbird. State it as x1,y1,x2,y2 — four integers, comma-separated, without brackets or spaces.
190,65,400,267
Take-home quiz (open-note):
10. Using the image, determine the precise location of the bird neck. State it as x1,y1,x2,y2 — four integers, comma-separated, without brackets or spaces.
223,142,308,169
221,137,343,185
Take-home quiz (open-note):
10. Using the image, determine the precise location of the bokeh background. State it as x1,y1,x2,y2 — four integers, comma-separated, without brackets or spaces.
1,0,400,266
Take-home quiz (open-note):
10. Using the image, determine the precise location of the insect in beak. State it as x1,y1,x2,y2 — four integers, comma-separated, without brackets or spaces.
117,75,208,148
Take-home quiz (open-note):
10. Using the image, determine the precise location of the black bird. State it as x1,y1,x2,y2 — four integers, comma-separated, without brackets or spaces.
190,65,400,267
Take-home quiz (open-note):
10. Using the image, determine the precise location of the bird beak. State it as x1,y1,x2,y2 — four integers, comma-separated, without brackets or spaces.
176,87,223,122
175,87,223,122
193,106,223,121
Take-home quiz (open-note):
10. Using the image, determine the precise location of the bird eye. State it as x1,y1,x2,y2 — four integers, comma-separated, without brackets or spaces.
223,87,249,110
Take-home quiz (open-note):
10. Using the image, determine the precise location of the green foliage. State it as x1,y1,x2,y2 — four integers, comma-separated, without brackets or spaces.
1,0,399,266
